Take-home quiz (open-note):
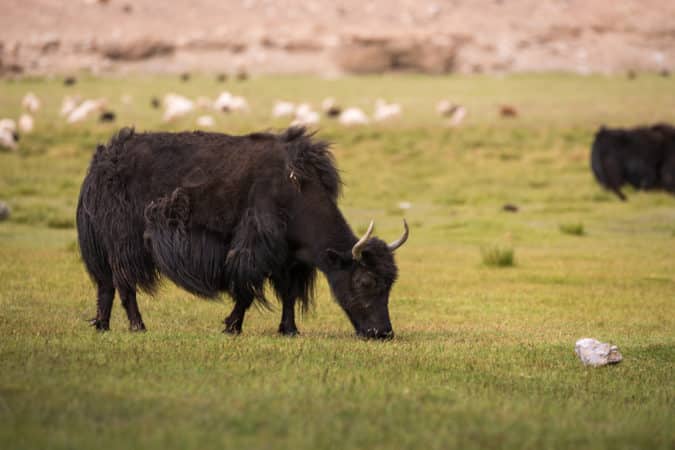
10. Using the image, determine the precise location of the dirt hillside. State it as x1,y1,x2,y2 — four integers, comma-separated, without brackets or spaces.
2,0,674,76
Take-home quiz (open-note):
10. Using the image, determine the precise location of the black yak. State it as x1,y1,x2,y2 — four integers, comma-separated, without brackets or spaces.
590,124,675,200
76,127,408,339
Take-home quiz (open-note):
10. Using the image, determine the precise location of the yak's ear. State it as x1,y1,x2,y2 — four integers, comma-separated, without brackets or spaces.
324,249,351,270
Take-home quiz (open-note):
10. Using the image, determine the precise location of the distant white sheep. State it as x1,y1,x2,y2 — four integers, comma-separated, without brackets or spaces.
373,99,401,122
437,100,467,126
18,114,34,133
448,105,467,127
21,92,41,113
273,101,295,118
321,97,341,117
68,99,107,124
291,103,320,126
195,96,213,110
0,119,18,150
196,115,215,128
339,107,369,126
213,92,249,113
60,95,82,117
162,94,194,122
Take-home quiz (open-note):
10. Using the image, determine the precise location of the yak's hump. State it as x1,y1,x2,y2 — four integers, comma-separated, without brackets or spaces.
280,126,341,200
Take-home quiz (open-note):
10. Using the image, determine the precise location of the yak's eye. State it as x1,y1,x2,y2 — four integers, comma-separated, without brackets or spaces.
357,273,376,289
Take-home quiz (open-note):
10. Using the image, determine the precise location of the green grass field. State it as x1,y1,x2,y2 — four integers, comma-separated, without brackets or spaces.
1,73,674,450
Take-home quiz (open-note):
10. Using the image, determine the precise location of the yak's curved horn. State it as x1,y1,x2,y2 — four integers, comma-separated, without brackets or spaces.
352,220,375,260
388,219,409,252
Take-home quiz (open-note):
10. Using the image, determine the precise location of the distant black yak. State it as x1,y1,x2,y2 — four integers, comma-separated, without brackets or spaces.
590,124,675,200
77,127,408,338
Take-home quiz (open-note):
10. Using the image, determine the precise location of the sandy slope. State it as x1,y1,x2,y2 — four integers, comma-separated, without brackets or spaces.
2,0,674,75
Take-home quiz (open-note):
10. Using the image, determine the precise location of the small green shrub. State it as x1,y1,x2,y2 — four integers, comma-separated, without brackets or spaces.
559,222,585,236
481,245,515,267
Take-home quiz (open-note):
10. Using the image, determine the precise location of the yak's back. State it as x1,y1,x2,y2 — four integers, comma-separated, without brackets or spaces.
89,127,340,199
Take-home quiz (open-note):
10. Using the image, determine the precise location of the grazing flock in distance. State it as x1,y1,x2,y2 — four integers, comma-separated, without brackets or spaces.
2,77,673,204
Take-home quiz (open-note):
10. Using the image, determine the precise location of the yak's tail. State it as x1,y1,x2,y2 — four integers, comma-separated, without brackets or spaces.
76,191,112,285
591,131,626,201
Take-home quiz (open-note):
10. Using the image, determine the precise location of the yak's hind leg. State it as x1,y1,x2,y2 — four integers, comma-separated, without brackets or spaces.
118,285,146,332
272,262,316,336
223,294,254,334
89,278,115,331
602,156,627,201
77,197,115,331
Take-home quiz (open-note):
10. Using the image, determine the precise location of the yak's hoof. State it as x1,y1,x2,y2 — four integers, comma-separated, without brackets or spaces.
278,324,299,337
223,316,243,334
223,325,242,335
129,322,146,332
88,317,110,332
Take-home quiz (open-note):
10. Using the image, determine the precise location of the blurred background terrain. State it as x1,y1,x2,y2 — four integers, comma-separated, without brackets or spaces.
2,0,675,76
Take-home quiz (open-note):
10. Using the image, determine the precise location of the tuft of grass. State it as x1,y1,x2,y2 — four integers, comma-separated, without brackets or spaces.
559,222,585,236
481,244,516,267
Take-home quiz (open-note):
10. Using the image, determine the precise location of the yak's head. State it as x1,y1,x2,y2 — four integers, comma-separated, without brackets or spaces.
323,220,408,340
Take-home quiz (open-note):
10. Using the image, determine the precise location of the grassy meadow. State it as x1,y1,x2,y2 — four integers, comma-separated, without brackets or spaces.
0,73,674,449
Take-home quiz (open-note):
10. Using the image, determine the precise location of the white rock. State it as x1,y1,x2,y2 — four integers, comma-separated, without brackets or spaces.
121,94,133,105
21,92,41,113
18,114,34,133
398,201,412,210
339,107,369,126
196,115,215,128
273,101,295,118
575,338,623,367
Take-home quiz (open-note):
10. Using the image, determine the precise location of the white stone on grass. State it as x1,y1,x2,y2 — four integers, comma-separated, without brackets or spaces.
575,338,623,367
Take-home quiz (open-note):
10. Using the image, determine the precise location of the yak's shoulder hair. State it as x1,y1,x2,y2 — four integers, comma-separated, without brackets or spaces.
280,126,341,199
96,126,136,153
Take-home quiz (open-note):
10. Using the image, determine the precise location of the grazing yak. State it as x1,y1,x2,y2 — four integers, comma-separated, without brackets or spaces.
77,127,408,339
591,124,675,200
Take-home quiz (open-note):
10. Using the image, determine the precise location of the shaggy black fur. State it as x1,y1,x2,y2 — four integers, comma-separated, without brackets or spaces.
77,126,404,338
591,124,675,200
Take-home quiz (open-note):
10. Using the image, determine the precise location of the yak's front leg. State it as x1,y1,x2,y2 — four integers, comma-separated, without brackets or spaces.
272,263,315,336
278,296,299,336
223,294,253,334
118,285,146,332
